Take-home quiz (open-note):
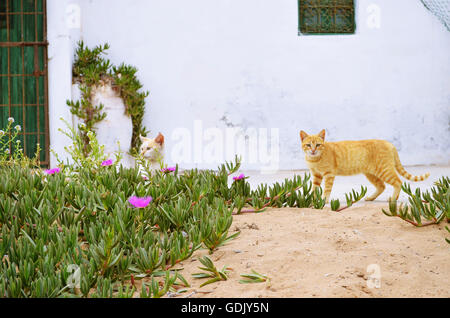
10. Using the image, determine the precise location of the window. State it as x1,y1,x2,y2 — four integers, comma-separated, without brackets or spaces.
0,0,49,165
298,0,356,35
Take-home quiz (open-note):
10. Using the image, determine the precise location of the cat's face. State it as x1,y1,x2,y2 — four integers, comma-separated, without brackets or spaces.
140,133,164,160
300,129,326,158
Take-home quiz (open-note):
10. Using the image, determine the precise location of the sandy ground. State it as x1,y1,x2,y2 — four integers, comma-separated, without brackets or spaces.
122,165,449,298
169,203,450,298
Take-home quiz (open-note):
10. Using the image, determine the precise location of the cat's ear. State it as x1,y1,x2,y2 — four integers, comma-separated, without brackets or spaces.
155,132,164,146
300,130,308,142
318,129,326,141
139,135,147,143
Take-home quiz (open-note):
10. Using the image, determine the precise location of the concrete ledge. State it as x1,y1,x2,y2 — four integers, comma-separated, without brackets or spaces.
230,165,450,203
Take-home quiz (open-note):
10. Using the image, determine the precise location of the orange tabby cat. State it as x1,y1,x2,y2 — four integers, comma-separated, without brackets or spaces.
299,129,430,203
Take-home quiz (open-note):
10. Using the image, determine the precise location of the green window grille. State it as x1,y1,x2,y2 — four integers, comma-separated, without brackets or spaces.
0,0,49,165
298,0,356,35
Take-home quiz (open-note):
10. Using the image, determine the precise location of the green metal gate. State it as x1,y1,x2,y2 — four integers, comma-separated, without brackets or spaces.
0,0,49,165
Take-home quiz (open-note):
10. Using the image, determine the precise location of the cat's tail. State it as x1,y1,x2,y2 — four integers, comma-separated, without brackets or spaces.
393,150,430,181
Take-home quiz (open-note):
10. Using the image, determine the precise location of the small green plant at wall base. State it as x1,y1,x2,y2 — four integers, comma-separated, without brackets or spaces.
51,118,123,171
382,177,449,228
0,118,41,168
330,199,341,211
67,41,149,156
330,186,367,212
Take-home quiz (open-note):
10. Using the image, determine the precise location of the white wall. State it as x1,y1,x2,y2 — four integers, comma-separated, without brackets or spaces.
47,0,73,166
48,0,450,169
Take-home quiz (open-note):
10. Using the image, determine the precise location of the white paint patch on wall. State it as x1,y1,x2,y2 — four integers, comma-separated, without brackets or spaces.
48,0,450,169
71,83,133,161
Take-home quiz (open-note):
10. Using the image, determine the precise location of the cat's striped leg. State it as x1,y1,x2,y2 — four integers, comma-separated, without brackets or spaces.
312,173,323,191
390,180,402,201
322,174,335,203
378,170,402,201
364,173,385,201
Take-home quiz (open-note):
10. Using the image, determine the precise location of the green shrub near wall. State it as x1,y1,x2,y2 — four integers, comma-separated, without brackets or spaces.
68,41,149,156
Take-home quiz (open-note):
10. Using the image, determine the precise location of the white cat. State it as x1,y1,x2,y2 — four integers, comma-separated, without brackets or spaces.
139,132,165,168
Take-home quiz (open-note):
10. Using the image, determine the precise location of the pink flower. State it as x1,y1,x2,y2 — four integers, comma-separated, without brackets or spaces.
233,173,245,181
44,168,60,175
101,159,113,166
142,176,149,180
161,166,176,173
128,196,152,208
